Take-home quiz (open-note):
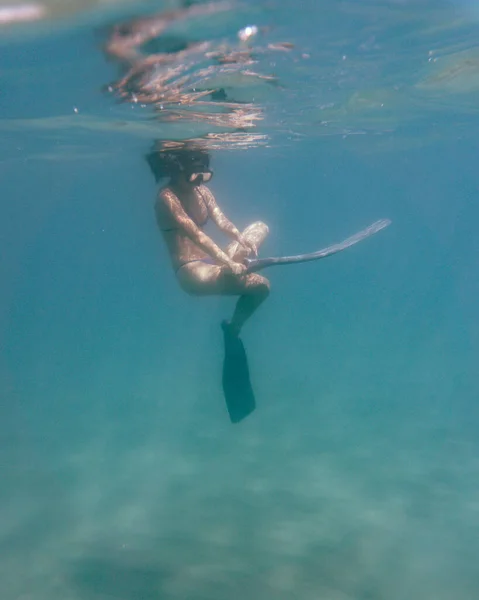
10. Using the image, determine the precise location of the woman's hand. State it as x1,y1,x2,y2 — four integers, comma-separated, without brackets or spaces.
237,234,258,257
225,260,247,277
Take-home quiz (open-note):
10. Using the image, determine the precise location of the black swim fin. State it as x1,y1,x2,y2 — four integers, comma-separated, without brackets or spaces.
221,321,256,423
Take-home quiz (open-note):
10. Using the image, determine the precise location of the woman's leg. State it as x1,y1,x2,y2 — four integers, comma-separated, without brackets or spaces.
226,221,270,334
176,221,270,334
225,221,269,262
227,273,269,335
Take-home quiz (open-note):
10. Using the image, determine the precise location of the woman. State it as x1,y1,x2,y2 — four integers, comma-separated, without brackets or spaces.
147,144,270,335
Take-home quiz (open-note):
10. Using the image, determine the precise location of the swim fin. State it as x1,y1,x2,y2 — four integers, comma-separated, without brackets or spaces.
245,218,391,273
221,321,256,423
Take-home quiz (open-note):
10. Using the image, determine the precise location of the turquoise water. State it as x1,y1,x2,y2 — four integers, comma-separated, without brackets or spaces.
1,1,479,598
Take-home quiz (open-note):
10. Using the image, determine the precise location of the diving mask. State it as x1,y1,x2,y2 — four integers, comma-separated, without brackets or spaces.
187,171,213,185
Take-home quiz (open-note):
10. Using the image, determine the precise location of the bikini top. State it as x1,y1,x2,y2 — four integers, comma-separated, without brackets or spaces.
160,187,209,233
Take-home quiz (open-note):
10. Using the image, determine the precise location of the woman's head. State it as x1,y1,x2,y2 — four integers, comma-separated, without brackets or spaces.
146,142,212,186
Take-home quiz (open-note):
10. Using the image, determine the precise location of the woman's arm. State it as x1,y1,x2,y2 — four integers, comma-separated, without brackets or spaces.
201,186,257,255
159,189,238,268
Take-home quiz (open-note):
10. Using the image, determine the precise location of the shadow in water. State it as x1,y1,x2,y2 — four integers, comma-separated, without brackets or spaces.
69,556,171,600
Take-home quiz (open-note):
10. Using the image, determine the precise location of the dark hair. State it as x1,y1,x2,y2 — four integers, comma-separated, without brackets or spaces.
145,142,210,182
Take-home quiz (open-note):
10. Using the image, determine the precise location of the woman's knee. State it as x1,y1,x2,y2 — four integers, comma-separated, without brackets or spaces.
260,278,271,297
248,274,270,297
244,221,269,239
258,221,269,235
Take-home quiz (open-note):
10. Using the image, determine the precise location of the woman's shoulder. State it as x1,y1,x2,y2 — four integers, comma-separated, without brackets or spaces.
156,185,178,205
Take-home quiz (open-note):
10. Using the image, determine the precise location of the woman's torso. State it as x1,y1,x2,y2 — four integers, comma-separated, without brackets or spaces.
155,185,210,270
